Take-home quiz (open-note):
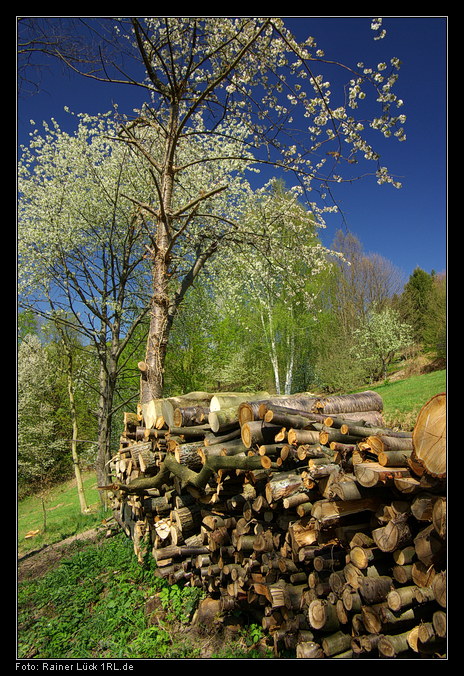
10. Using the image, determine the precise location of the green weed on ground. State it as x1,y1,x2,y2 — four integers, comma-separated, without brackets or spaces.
17,532,272,660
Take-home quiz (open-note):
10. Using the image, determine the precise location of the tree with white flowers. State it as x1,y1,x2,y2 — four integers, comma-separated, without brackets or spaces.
351,306,413,382
18,17,407,478
18,113,151,489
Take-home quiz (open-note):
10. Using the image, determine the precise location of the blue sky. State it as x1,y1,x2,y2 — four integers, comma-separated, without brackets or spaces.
17,16,447,285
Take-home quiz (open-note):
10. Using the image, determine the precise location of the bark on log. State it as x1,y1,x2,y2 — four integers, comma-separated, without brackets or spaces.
173,405,209,427
208,406,241,433
321,631,352,656
358,576,393,604
314,391,383,415
209,392,270,412
241,421,283,449
378,631,412,658
372,514,413,552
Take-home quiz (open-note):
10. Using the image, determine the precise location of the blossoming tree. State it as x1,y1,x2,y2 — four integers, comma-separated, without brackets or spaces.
18,17,407,480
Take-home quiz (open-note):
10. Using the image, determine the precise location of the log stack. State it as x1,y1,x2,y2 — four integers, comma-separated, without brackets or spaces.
105,389,447,659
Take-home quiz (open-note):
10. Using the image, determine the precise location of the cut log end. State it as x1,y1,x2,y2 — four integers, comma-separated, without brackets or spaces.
411,393,446,479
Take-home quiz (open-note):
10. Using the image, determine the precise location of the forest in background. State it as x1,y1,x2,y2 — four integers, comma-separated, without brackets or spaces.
17,230,446,500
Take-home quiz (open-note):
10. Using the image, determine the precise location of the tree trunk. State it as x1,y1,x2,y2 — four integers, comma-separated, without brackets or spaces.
65,350,89,515
95,366,114,505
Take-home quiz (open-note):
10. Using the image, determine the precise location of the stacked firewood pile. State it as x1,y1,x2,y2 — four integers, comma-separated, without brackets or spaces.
105,389,447,659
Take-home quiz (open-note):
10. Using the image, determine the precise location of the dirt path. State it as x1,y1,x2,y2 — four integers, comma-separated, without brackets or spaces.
17,527,107,582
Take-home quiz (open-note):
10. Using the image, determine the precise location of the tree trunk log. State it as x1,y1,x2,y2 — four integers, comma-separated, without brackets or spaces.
372,514,413,553
322,631,352,657
173,405,209,427
241,421,282,449
358,575,393,604
314,391,383,415
208,406,241,433
308,599,340,631
411,392,446,478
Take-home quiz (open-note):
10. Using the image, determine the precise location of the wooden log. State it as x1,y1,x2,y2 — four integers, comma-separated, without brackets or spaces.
161,392,214,427
173,405,209,427
365,435,413,454
287,429,321,446
358,575,393,604
318,428,361,447
263,409,318,429
342,587,362,613
392,546,416,566
378,630,413,658
349,546,387,570
339,422,412,439
167,425,210,439
413,524,445,567
360,603,385,634
296,641,325,659
413,585,436,604
204,428,242,446
208,406,241,433
432,496,446,539
328,474,364,501
355,462,411,488
173,441,205,469
372,514,413,553
432,570,446,608
314,391,383,415
377,450,413,467
265,470,306,503
153,544,210,563
433,610,447,638
410,393,446,478
411,561,436,588
321,630,352,657
387,585,419,611
307,598,340,632
241,421,282,449
311,497,383,525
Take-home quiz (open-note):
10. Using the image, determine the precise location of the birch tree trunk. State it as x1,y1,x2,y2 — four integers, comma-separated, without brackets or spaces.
64,347,89,515
284,325,295,395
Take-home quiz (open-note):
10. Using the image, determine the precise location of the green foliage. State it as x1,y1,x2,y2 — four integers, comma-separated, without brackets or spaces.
422,273,446,359
400,267,434,337
158,584,205,624
17,532,207,660
351,305,413,382
17,328,99,496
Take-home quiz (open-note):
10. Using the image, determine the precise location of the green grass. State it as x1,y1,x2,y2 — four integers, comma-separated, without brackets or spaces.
367,368,446,430
17,471,104,557
17,531,270,659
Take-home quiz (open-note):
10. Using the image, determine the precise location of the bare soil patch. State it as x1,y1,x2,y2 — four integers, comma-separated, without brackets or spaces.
17,527,106,582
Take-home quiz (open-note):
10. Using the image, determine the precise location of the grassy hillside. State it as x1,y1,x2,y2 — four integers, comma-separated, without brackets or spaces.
17,471,103,557
368,368,446,430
